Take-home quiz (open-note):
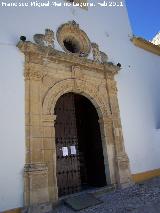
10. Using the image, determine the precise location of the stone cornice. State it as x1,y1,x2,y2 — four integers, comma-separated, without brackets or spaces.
131,37,160,56
17,41,120,75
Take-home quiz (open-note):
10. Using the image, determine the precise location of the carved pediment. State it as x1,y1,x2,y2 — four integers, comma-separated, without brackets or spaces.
17,21,120,75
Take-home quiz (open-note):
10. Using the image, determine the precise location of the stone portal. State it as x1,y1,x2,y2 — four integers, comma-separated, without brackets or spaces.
17,21,132,207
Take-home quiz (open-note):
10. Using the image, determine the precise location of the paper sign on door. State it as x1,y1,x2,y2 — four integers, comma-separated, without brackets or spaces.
70,146,76,155
62,147,68,156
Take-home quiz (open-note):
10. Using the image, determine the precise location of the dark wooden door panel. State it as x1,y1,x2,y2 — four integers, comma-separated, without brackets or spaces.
55,93,106,197
55,93,81,196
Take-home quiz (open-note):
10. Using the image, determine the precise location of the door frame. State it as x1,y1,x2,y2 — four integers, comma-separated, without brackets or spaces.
17,40,132,206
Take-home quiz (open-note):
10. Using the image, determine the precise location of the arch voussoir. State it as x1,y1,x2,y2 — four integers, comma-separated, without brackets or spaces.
42,78,109,119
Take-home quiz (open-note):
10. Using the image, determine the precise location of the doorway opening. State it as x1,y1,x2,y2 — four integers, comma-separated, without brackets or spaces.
55,93,106,197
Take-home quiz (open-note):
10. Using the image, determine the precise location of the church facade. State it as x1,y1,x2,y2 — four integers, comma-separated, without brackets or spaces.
0,0,160,211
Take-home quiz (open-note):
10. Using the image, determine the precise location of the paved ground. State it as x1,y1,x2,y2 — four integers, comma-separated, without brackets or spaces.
52,177,160,213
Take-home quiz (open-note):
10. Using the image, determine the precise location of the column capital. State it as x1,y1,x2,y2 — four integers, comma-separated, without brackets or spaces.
24,163,48,173
42,114,56,123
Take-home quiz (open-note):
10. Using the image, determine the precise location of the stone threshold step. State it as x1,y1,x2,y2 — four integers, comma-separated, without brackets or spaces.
58,184,116,202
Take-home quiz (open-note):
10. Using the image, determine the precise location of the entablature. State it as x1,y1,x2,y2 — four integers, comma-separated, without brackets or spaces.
17,40,120,76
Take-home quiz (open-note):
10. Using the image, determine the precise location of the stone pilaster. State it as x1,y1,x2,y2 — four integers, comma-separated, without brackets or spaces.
24,63,50,206
99,117,116,185
42,114,58,202
25,63,44,163
106,77,133,187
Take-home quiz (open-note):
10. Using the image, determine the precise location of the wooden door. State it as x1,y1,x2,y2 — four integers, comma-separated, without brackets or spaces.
55,93,81,197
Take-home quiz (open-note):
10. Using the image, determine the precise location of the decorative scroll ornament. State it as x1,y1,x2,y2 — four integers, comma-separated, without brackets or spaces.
100,51,108,63
91,43,108,63
34,29,55,48
68,20,79,28
91,43,102,62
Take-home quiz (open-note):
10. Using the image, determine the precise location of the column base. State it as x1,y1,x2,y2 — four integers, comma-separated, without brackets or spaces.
22,202,53,213
24,163,49,206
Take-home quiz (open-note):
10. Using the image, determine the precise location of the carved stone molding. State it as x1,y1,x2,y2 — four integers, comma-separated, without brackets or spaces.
71,65,84,79
42,114,56,123
107,79,118,95
42,78,108,117
119,158,130,170
99,116,112,125
42,115,57,127
24,163,48,173
17,41,120,75
24,70,44,81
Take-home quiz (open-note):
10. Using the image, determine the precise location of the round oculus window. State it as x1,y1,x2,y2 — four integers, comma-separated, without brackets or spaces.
56,21,91,57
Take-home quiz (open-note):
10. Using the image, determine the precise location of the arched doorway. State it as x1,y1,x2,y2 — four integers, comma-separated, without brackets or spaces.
55,92,107,197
